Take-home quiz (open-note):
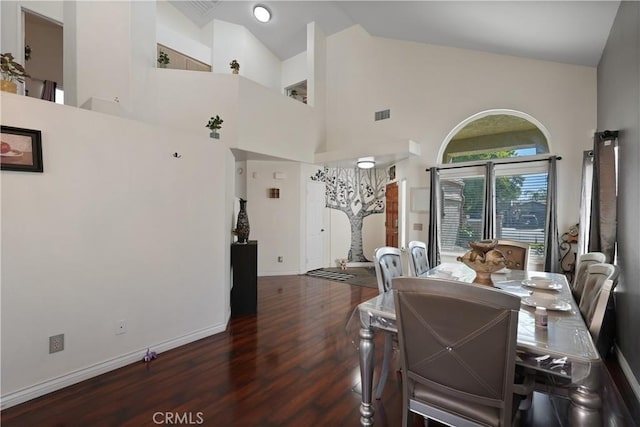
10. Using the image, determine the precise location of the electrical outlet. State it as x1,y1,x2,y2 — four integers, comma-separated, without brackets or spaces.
49,334,64,354
115,319,127,335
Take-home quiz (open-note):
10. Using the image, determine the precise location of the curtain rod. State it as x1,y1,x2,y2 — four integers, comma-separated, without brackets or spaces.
597,130,619,141
425,155,561,172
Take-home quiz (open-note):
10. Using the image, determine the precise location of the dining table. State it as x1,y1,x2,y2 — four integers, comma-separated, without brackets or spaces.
354,262,603,427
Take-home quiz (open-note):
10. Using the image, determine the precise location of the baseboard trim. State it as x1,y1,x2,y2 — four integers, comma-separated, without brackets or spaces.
615,345,640,403
0,323,227,410
259,271,300,276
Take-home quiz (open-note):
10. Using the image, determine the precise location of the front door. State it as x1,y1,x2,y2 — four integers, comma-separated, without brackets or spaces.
385,183,398,247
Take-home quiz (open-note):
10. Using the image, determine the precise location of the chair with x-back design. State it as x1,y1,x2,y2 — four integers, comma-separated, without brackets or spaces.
393,276,532,426
373,246,404,399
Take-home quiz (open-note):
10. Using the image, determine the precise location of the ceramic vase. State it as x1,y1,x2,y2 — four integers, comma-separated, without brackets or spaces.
235,198,250,243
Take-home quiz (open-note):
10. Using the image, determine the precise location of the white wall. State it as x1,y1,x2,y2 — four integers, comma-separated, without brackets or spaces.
156,0,207,45
308,22,327,153
0,94,231,407
61,1,133,110
211,19,281,90
155,70,240,140
235,160,247,199
237,77,317,163
281,51,306,92
156,1,211,67
325,25,597,235
246,160,302,275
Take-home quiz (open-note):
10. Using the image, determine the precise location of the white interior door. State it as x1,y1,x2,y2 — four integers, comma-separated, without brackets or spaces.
306,181,325,271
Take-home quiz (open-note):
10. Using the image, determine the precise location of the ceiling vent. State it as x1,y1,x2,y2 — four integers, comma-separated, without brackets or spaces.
375,109,391,121
169,1,220,27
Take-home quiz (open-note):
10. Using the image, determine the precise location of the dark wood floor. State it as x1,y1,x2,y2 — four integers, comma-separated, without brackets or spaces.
1,275,635,426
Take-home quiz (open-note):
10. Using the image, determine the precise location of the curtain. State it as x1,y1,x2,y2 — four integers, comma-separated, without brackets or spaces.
482,161,495,239
543,156,560,272
577,150,594,260
589,132,618,262
41,80,56,102
427,168,441,267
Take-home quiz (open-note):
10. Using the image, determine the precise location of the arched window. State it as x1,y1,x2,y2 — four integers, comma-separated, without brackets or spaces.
434,110,555,269
442,111,550,163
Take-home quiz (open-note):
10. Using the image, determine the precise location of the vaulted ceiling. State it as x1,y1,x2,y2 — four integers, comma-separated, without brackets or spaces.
169,1,620,66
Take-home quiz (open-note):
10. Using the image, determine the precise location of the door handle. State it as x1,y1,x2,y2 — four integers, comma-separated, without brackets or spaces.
321,229,325,232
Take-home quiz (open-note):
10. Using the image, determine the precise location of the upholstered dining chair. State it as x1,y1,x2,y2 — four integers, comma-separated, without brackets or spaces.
571,252,607,302
408,240,429,277
373,246,404,399
496,240,530,270
393,277,532,427
587,279,616,344
579,263,619,356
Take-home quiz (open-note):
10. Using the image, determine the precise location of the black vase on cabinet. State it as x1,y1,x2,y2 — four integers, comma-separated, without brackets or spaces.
235,198,250,243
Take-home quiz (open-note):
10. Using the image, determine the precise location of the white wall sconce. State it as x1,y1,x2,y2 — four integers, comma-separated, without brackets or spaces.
357,156,375,169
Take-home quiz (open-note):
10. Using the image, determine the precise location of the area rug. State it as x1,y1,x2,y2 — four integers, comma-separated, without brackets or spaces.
306,267,378,288
306,268,355,281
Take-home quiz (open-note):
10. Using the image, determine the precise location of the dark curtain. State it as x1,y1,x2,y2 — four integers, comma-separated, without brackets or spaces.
589,132,618,262
543,156,560,272
41,80,56,102
482,162,495,239
427,168,441,267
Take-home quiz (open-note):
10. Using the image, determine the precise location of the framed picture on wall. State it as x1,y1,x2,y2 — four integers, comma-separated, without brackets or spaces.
1,125,43,172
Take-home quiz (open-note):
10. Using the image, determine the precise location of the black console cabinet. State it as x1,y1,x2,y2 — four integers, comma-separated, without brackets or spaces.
231,240,257,316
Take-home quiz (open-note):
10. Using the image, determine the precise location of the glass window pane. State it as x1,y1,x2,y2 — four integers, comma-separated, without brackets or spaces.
443,114,549,163
495,172,548,258
440,176,485,253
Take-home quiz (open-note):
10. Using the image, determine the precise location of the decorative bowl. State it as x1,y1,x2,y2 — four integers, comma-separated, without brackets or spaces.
457,241,506,286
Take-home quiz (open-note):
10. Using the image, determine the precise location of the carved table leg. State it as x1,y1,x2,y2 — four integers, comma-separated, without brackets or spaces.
359,326,375,426
568,363,602,427
569,386,602,426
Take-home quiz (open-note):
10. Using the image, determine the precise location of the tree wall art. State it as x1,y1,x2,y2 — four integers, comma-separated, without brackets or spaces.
311,167,386,262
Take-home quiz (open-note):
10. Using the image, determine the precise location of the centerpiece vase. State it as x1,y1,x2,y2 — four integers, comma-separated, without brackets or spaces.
235,198,250,243
457,239,506,286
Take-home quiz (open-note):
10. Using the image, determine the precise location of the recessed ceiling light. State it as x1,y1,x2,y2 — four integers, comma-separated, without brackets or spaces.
357,157,376,169
253,5,271,23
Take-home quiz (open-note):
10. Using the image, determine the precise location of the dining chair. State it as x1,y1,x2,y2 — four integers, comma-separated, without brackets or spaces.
588,279,615,345
496,240,530,270
393,276,533,427
571,252,607,302
579,263,619,320
408,240,429,277
579,263,619,356
373,246,404,399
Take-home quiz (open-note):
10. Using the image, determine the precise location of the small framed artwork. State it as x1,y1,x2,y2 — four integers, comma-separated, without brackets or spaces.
1,125,43,172
388,165,396,181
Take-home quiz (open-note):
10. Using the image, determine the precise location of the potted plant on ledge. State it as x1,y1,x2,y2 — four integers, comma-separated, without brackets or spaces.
157,50,170,68
230,59,240,74
1,53,29,94
206,115,224,139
